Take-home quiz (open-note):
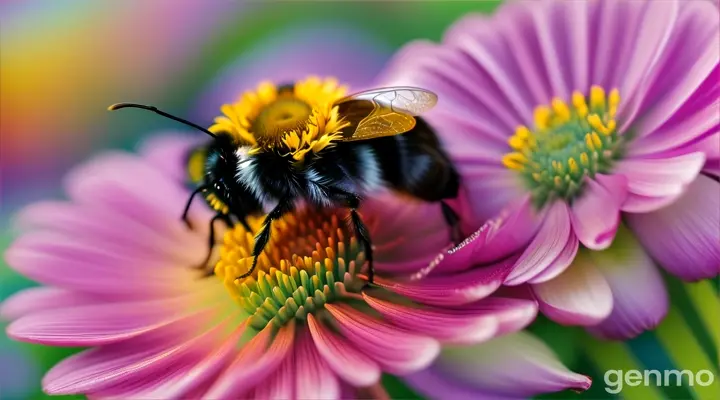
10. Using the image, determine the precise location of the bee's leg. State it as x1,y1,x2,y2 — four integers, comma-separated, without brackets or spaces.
198,213,225,276
182,185,207,229
236,198,293,281
327,189,374,286
440,200,461,245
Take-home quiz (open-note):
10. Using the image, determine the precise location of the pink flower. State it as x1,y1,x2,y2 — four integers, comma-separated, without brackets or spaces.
379,0,719,339
1,133,593,398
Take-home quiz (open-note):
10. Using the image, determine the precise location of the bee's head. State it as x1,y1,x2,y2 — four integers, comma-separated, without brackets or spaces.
197,134,251,215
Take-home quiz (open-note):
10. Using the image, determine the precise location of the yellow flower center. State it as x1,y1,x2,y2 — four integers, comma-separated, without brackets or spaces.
252,97,312,142
502,86,624,207
214,208,367,330
209,76,351,161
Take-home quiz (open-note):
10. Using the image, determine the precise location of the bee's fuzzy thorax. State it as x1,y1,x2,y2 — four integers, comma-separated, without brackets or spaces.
209,76,350,162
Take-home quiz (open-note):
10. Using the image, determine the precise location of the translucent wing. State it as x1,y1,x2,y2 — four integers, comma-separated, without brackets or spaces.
335,87,437,141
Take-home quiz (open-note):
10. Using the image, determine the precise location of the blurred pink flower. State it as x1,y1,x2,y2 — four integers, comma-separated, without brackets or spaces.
379,0,719,339
0,134,594,398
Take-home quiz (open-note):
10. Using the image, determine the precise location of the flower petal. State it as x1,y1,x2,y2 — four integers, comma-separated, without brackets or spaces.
626,175,720,281
136,133,206,183
4,232,201,296
294,326,340,400
533,251,614,326
12,201,205,267
0,287,103,321
373,256,515,307
617,152,705,213
587,225,669,339
42,313,240,395
570,174,628,250
64,153,193,226
405,332,591,398
324,303,440,375
204,323,294,399
423,194,540,276
623,0,718,137
362,292,499,344
307,314,381,388
505,201,575,285
122,322,247,399
7,300,219,346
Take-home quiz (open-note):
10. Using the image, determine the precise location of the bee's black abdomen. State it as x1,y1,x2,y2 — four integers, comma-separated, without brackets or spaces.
363,117,460,202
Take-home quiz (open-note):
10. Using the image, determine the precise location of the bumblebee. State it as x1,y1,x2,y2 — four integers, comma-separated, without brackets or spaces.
109,77,459,283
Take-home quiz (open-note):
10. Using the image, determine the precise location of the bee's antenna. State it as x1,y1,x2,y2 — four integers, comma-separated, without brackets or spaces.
108,103,216,138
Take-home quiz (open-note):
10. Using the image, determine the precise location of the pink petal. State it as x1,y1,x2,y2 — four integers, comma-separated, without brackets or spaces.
128,322,247,399
570,174,628,250
618,152,706,213
4,232,200,296
614,0,681,124
526,233,579,284
42,313,240,395
294,326,340,399
204,323,294,399
457,165,528,232
362,292,499,344
373,256,515,307
362,194,450,274
623,0,718,137
252,353,294,400
12,201,206,268
1,287,104,321
307,314,381,387
7,299,217,346
405,332,591,398
402,368,502,400
63,153,199,231
533,251,614,326
629,94,719,157
136,133,206,183
505,201,575,285
441,13,535,124
324,303,440,375
422,195,540,276
456,296,538,337
626,175,720,281
377,40,522,140
587,226,669,339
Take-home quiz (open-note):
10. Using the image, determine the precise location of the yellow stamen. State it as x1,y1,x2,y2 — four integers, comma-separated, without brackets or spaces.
508,136,526,151
568,157,579,174
551,98,571,123
606,119,617,133
515,126,531,140
590,85,606,110
587,114,612,136
501,86,623,205
572,91,589,118
502,152,528,170
585,133,596,152
534,106,551,130
608,89,620,117
580,152,590,166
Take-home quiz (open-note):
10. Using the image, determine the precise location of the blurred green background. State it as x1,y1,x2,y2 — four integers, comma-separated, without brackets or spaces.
1,1,717,399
